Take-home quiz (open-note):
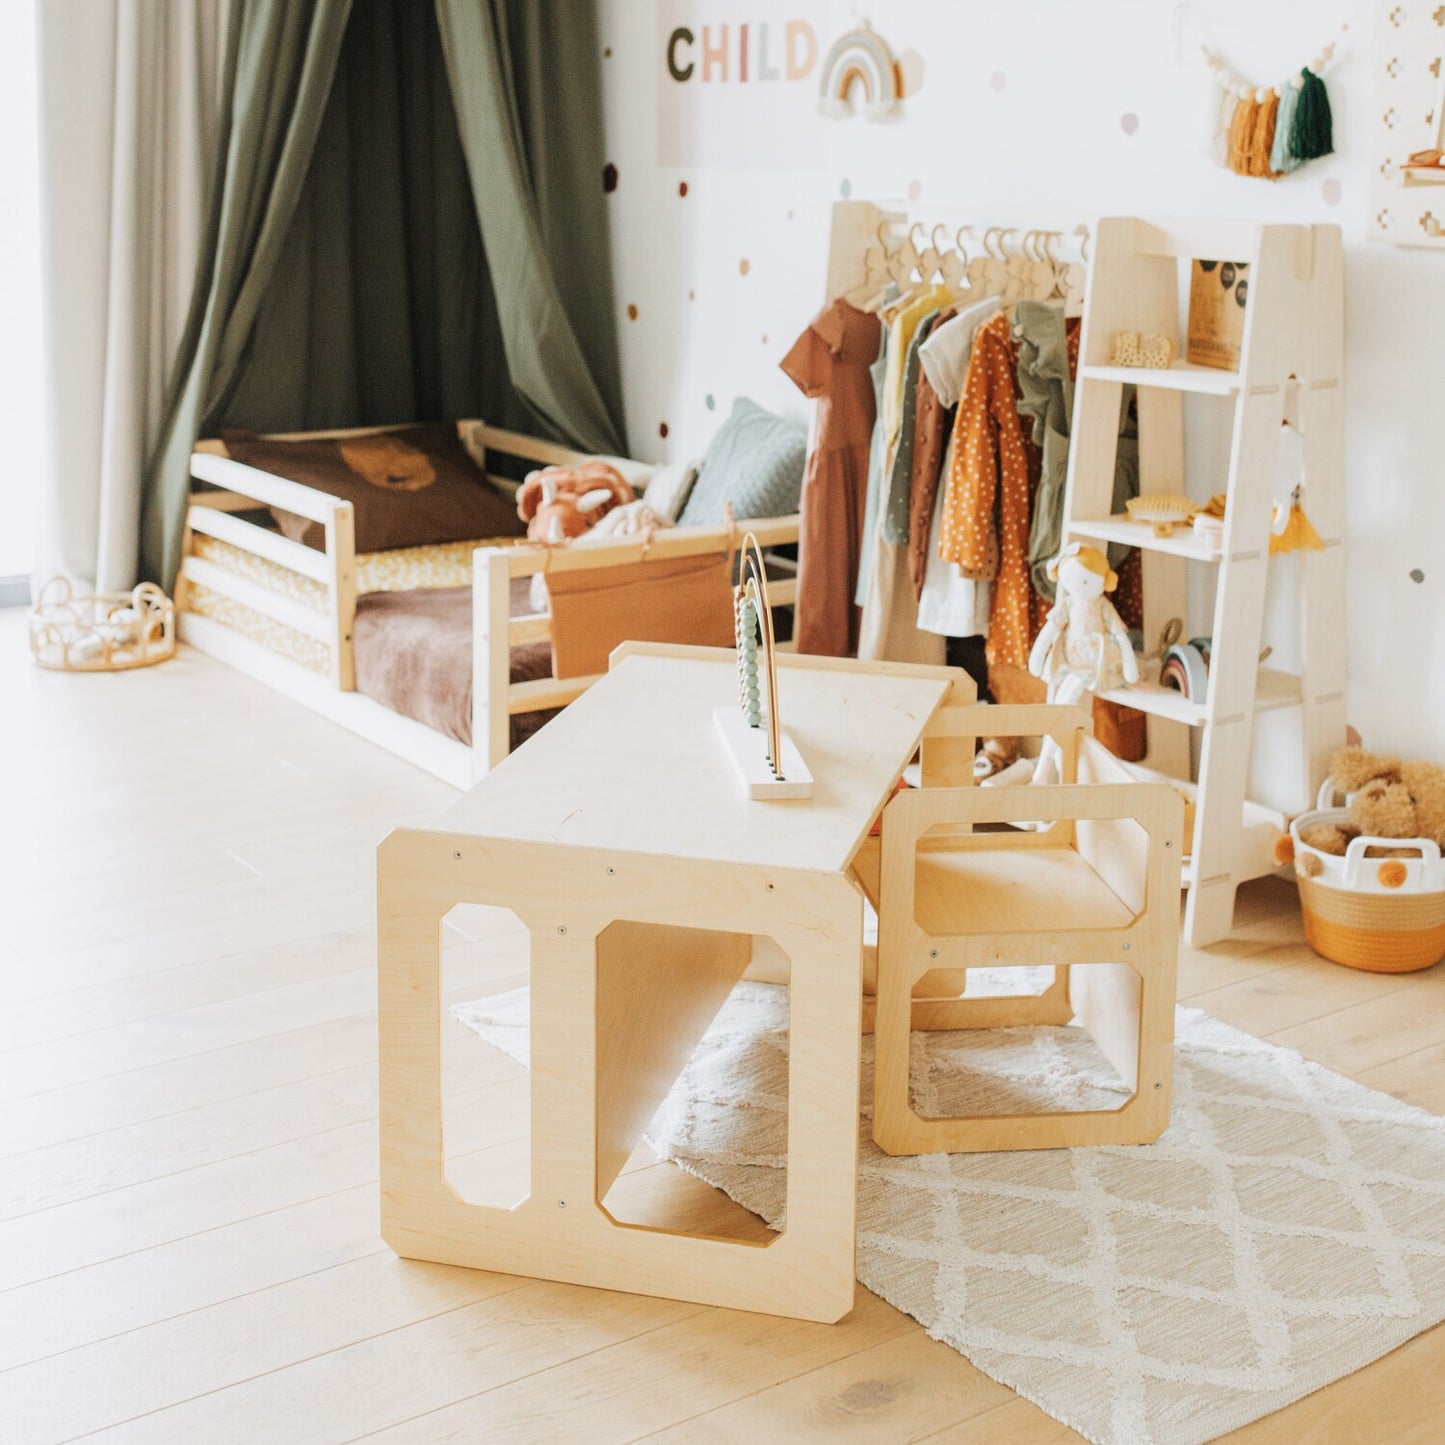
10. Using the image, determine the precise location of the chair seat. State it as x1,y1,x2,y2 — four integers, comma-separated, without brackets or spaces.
913,847,1136,938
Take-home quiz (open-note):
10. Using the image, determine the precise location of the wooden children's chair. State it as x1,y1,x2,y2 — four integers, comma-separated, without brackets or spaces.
871,703,1184,1156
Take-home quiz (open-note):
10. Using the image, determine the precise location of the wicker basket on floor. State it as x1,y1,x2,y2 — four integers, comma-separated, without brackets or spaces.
28,578,175,672
1288,797,1445,974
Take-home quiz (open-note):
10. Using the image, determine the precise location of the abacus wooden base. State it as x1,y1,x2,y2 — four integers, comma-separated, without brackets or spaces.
712,707,814,799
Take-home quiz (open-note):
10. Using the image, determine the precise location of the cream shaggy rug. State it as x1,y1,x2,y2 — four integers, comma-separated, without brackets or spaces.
454,980,1445,1445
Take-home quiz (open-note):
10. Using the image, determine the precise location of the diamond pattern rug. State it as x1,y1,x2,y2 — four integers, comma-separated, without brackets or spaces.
454,982,1445,1445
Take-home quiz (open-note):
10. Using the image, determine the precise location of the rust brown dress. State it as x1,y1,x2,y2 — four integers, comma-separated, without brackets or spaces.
780,298,882,657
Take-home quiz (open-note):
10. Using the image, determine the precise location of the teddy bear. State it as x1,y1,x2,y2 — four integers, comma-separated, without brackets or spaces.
515,462,635,543
1296,746,1445,860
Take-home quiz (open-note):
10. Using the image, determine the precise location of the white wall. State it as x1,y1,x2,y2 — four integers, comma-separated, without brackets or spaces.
598,0,1444,764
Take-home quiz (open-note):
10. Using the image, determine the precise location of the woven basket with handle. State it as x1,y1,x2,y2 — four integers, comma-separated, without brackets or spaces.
1289,777,1445,974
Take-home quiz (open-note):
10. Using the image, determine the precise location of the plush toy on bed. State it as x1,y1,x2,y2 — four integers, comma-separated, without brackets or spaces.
516,462,635,543
1298,746,1445,856
1027,542,1140,784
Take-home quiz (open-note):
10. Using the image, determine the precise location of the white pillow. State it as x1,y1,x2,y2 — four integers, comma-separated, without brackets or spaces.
639,460,701,523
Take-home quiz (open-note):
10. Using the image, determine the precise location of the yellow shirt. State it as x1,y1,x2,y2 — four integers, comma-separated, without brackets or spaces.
881,285,954,466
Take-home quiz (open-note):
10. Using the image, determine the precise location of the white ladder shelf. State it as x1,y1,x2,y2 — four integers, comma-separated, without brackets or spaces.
1063,217,1345,947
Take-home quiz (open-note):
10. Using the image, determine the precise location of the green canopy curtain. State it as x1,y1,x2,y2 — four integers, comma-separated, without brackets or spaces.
140,0,626,587
221,0,512,433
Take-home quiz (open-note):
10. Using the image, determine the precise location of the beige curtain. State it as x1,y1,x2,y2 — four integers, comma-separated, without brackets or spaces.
36,0,228,592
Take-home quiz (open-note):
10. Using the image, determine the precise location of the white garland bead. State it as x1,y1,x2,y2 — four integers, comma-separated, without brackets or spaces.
1237,82,1252,100
1255,86,1270,102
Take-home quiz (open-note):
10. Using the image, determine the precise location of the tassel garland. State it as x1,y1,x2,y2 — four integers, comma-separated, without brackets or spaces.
1203,40,1337,179
1246,89,1280,178
1269,81,1303,174
1290,67,1334,161
1226,93,1259,175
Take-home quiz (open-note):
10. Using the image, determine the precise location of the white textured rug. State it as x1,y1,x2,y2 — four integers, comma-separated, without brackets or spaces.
454,981,1445,1445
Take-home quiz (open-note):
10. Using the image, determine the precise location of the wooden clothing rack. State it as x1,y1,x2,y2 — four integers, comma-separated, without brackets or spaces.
823,198,1090,307
821,202,1346,948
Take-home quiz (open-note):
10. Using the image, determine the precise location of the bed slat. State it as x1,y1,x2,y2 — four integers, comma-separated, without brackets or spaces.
180,555,333,643
187,505,331,582
191,453,348,523
508,613,552,646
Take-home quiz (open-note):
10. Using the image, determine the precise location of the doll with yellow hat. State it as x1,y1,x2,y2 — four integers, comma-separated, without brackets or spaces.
1027,542,1140,784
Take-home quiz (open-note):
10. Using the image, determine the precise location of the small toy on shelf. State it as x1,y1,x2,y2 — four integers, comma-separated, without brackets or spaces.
1125,493,1198,537
1108,331,1175,369
1027,543,1140,784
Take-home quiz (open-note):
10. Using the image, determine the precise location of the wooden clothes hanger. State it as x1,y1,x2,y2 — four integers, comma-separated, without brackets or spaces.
844,221,897,310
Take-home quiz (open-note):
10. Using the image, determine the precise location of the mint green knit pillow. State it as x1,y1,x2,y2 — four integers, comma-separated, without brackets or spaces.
678,398,806,525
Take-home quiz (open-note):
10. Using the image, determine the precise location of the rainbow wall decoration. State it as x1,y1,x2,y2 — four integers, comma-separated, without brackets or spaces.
817,22,904,121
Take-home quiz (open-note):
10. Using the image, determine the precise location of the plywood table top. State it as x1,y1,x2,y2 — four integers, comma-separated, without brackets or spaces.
429,651,949,875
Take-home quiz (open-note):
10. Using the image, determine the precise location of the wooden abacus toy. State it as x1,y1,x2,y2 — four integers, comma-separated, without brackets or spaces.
713,533,814,799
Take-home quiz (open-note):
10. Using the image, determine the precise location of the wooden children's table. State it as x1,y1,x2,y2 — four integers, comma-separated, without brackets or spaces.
376,642,970,1323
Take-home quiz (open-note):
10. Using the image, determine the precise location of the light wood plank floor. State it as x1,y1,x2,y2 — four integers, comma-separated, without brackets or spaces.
2,608,1443,1443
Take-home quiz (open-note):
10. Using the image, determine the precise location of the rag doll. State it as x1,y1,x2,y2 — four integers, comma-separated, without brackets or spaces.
1027,542,1139,784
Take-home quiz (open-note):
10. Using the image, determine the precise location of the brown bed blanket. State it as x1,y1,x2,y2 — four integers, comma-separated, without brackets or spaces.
352,580,556,750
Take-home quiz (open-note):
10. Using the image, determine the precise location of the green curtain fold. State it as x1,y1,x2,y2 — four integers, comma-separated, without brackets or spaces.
140,0,625,588
141,0,354,585
432,0,624,456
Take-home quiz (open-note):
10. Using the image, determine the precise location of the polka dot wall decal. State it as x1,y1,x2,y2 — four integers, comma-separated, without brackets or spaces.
907,180,922,202
839,177,852,199
1322,178,1343,206
626,303,638,321
739,258,751,275
1410,567,1425,583
688,289,695,301
659,422,669,439
678,181,688,198
705,393,716,410
602,163,618,193
989,70,1006,93
1121,112,1139,136
603,47,612,58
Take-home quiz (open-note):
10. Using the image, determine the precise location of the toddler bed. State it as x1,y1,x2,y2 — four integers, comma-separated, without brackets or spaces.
177,421,798,787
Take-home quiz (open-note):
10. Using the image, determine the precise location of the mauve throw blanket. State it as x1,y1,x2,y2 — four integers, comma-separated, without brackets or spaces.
352,581,555,749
